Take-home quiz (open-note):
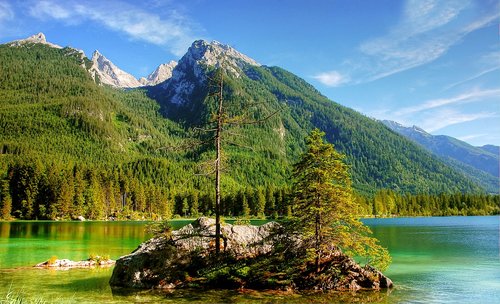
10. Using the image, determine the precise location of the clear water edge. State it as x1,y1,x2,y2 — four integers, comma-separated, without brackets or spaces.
0,216,499,303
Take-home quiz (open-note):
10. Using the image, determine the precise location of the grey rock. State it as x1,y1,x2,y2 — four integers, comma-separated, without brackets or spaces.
172,217,279,259
109,217,392,291
35,257,115,269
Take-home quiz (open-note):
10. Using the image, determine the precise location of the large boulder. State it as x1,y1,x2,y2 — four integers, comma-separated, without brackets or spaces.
110,217,279,289
109,217,393,291
172,217,279,258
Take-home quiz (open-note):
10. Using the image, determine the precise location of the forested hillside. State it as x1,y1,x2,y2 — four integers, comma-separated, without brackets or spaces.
383,120,499,193
0,43,189,220
149,40,482,195
0,40,493,220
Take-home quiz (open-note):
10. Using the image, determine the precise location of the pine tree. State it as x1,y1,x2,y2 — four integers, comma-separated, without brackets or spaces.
189,190,199,217
0,180,12,219
255,187,266,218
292,129,390,271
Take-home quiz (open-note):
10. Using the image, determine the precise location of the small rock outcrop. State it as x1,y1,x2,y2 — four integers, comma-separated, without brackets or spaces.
109,217,392,291
8,32,62,49
35,257,115,269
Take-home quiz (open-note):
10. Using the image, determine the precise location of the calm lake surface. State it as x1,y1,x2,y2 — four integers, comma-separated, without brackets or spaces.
0,216,498,303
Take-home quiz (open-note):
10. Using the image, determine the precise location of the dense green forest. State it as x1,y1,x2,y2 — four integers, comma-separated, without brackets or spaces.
0,42,497,220
151,52,482,195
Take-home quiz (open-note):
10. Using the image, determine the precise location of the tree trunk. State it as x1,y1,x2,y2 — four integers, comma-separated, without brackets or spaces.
215,72,223,255
315,195,321,273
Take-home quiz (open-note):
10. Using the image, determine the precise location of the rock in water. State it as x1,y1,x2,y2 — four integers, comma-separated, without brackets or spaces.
110,217,278,288
109,217,393,291
35,257,115,269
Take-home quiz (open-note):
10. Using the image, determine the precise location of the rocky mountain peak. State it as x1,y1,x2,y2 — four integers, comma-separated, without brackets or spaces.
89,50,142,88
139,61,177,86
27,32,47,43
178,40,260,79
382,120,431,137
160,40,261,105
8,32,62,49
187,40,259,67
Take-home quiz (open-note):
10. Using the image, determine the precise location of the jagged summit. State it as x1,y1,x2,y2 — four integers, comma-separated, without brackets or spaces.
175,40,260,80
382,120,431,137
158,40,261,105
8,32,62,49
140,61,177,86
186,40,260,68
4,35,259,89
89,50,177,88
89,50,142,88
24,32,47,44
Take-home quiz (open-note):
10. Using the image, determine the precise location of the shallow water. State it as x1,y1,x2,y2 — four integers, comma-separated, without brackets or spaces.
0,216,498,303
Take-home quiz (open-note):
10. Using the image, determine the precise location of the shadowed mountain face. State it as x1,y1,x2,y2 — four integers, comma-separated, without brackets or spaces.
383,120,499,193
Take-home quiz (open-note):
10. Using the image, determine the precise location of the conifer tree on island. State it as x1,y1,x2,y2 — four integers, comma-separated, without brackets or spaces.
292,128,391,271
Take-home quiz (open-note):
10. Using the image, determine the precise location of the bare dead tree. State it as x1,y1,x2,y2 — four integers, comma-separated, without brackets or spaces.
192,65,282,256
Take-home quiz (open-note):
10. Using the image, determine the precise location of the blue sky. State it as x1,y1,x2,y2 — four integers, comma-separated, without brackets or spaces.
1,0,499,146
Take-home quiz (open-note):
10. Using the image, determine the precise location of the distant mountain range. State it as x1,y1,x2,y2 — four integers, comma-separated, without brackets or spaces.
0,32,490,199
8,33,176,88
382,120,499,193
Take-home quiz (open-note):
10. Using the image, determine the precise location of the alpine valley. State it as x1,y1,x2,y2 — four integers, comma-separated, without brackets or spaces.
0,33,498,220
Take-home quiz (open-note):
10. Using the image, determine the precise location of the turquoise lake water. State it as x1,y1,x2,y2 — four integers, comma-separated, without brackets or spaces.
0,216,499,303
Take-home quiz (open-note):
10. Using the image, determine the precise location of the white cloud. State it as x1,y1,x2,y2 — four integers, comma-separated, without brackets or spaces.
313,70,348,87
28,0,200,56
420,109,497,132
0,1,17,37
457,133,488,142
396,88,500,116
444,66,500,91
359,0,499,82
375,88,500,134
444,51,500,91
320,0,500,86
29,0,71,20
0,1,14,22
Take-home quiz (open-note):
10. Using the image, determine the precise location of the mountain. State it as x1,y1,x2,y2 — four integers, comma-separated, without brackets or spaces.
147,39,482,194
382,120,499,193
139,61,177,86
0,35,491,220
479,145,499,156
8,33,177,89
7,32,62,49
89,50,143,88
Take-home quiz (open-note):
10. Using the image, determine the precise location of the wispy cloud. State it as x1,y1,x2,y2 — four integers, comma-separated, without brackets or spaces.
444,51,500,91
28,0,201,56
0,1,14,22
444,66,500,91
457,133,489,142
315,0,499,86
420,109,498,132
372,87,500,133
360,0,499,83
30,0,71,20
0,1,18,37
396,88,500,116
313,70,349,87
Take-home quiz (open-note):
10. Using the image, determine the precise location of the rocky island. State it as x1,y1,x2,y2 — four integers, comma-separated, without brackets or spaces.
35,256,115,269
110,218,392,292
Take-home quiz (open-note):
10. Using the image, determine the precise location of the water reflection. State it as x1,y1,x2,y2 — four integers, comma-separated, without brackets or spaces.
0,217,499,303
